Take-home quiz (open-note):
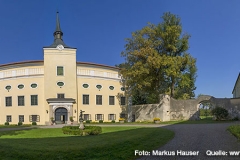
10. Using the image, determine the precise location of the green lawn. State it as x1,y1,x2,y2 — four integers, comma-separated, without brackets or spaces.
0,126,174,160
227,125,240,139
0,124,32,128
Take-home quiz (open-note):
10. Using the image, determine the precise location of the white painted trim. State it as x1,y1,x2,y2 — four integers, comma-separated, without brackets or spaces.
96,84,103,90
30,83,38,89
56,81,65,87
109,85,115,90
82,83,90,89
43,48,77,51
49,103,73,105
0,75,44,81
56,66,65,76
77,75,121,81
17,84,24,90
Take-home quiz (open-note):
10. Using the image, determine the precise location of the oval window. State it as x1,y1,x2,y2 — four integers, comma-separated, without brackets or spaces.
5,85,11,90
109,86,114,90
96,85,102,90
18,84,24,89
57,82,64,87
83,84,89,88
31,83,37,88
121,87,125,91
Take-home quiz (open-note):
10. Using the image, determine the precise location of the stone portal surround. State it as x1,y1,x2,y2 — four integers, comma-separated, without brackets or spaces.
48,103,73,125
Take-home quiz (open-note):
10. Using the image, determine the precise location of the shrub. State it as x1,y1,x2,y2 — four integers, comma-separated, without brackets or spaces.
69,116,74,122
211,107,228,120
86,120,91,123
119,118,125,121
232,117,239,121
32,122,37,125
153,117,160,121
4,122,9,125
99,120,103,123
62,126,102,136
18,122,23,126
50,117,54,122
111,120,115,123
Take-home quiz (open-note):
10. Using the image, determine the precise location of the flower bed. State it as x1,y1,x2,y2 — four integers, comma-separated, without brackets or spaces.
62,126,102,136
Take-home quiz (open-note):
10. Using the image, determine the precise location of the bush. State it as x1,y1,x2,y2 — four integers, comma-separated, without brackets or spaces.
32,122,37,125
62,126,102,136
86,120,91,123
119,118,125,121
211,107,228,120
69,116,74,122
18,122,23,126
4,122,9,125
99,120,103,123
153,117,160,121
111,120,115,123
232,117,239,121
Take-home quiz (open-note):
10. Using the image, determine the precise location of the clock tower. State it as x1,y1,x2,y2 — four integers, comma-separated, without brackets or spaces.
43,12,77,124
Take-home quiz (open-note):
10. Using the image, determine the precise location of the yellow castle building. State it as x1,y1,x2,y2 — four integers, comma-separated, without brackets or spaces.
0,12,126,125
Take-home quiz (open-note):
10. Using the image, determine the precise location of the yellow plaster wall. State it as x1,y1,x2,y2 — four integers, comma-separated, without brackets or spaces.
43,48,78,123
77,65,125,122
0,65,44,124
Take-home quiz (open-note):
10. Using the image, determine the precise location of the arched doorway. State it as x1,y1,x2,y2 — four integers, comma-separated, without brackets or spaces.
55,107,68,124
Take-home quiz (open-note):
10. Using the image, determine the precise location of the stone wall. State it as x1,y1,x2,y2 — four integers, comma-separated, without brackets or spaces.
132,94,240,122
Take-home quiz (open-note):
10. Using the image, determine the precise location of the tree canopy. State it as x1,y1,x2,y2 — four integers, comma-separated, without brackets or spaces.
119,12,197,104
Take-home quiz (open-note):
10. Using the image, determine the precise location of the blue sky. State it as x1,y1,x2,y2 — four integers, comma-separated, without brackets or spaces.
0,0,239,98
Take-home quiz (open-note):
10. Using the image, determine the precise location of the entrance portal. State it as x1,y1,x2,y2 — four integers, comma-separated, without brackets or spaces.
55,107,68,124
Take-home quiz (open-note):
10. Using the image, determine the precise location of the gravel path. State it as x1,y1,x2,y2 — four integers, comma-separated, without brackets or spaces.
138,122,240,160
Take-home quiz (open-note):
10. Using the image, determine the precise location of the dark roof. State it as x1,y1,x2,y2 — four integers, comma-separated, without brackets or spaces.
44,12,75,49
232,73,240,93
0,60,119,71
0,60,43,68
55,11,61,32
46,98,76,103
77,61,120,70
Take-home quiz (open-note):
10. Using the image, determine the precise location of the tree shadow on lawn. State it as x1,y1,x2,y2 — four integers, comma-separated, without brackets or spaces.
0,128,37,137
0,127,174,160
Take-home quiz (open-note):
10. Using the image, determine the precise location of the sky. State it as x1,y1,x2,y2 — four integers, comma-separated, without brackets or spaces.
0,0,239,98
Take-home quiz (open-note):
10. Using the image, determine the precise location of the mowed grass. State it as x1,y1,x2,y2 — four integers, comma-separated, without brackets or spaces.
228,125,240,139
0,126,174,160
0,124,32,128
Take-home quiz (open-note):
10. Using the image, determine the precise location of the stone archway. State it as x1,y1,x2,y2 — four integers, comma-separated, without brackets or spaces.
55,107,68,123
48,103,73,124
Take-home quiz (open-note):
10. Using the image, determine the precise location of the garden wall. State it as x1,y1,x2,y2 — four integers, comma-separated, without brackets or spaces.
132,94,240,122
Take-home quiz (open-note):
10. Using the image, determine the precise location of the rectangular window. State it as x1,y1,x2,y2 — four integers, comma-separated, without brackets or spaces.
57,66,64,76
109,96,115,105
83,114,91,121
6,115,12,122
19,115,24,122
57,94,65,98
29,115,40,122
120,113,127,119
108,114,116,120
95,114,104,121
18,96,24,106
83,95,89,104
96,95,102,105
120,97,126,105
5,97,12,107
31,95,38,105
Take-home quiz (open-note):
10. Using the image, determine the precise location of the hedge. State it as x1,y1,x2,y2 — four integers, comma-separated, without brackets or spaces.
62,126,102,136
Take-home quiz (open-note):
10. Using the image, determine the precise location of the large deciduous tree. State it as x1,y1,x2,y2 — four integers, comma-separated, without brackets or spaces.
119,12,197,104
